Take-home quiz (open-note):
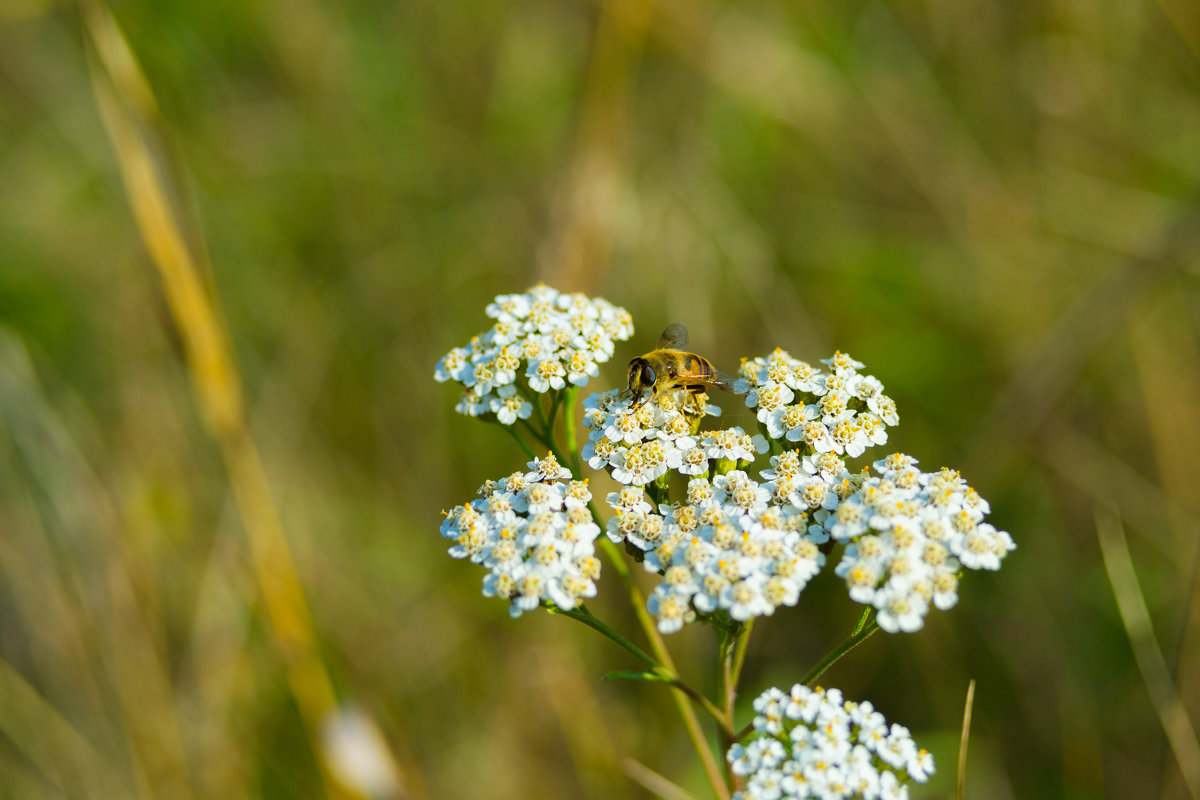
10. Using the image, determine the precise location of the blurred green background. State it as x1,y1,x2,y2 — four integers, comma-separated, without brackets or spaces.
2,0,1199,798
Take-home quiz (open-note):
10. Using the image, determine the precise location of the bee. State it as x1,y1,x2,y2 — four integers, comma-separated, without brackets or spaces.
626,323,741,409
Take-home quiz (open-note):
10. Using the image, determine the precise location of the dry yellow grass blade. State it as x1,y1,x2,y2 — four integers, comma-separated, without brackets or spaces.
82,9,240,441
80,2,404,797
956,679,975,800
622,757,701,800
1095,509,1200,799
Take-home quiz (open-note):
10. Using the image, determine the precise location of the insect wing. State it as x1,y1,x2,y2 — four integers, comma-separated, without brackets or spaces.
656,323,689,350
711,369,744,394
675,356,742,394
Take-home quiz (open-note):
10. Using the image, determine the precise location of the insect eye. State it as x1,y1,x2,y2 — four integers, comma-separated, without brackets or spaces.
641,364,656,385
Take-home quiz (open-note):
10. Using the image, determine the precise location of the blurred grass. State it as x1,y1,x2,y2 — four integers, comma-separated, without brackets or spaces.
1,0,1199,798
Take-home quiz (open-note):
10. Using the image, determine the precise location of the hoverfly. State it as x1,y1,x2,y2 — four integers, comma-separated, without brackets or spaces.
626,323,741,409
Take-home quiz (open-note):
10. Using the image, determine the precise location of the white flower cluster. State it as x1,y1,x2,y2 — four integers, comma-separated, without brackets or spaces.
439,455,602,617
606,473,825,633
434,285,634,423
816,453,1016,633
433,287,1019,639
757,447,859,526
738,349,898,457
582,389,767,486
728,684,934,800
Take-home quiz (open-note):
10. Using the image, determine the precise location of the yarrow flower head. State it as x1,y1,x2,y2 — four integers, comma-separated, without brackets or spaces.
439,455,602,618
816,452,1016,633
582,389,766,486
738,349,897,457
606,472,825,633
434,284,634,422
756,447,859,529
728,684,935,800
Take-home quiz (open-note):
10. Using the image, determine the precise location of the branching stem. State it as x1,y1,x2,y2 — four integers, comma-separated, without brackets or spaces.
802,611,880,687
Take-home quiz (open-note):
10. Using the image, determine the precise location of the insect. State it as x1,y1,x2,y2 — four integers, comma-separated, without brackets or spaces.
626,323,741,409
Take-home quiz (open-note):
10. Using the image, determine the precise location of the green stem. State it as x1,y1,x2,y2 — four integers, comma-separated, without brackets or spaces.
723,622,755,753
717,626,737,728
801,610,881,687
717,631,736,787
517,416,573,472
554,604,657,668
558,606,729,725
717,619,754,791
545,391,561,439
594,535,730,800
517,417,544,448
510,390,573,469
499,422,537,460
517,383,551,438
562,385,581,475
729,619,753,699
678,682,726,726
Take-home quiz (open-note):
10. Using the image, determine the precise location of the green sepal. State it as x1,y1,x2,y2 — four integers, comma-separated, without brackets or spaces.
694,609,740,636
624,539,647,563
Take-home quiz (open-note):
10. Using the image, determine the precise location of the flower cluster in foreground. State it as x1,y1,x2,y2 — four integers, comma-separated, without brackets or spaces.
728,685,934,800
738,349,898,457
439,455,602,617
816,452,1016,632
434,285,634,422
605,473,825,632
582,389,766,485
435,285,1015,638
